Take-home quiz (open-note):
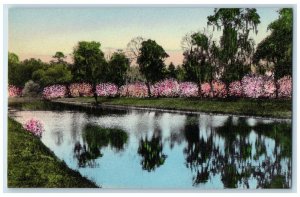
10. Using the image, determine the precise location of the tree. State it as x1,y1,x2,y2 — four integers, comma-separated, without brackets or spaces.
126,36,145,64
137,39,169,96
207,8,260,84
181,31,215,95
166,62,177,79
107,50,130,86
9,57,45,87
52,51,67,65
72,41,107,103
32,63,72,87
254,8,293,97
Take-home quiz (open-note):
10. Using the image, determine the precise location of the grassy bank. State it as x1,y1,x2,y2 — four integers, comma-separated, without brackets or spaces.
55,97,292,119
8,97,292,119
7,117,98,188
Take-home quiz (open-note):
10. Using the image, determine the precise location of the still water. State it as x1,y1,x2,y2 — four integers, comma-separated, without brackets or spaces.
10,107,292,189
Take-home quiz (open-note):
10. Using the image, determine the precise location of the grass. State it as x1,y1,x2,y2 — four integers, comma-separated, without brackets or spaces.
54,97,292,119
7,117,98,188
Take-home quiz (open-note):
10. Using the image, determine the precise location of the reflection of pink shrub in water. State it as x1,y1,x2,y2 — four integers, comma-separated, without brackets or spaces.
178,82,199,97
96,83,118,97
8,85,22,97
23,119,44,137
43,85,67,99
69,83,93,97
277,75,292,98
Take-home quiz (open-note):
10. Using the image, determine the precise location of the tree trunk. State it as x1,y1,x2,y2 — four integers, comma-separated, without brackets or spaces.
92,83,98,105
146,81,151,97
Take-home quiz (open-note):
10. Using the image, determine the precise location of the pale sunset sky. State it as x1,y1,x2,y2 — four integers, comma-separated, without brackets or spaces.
9,7,280,65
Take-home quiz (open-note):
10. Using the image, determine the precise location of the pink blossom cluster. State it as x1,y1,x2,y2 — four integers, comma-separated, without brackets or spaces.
23,118,44,137
151,79,180,97
277,75,292,98
212,80,227,98
119,82,149,98
241,75,264,98
178,82,199,97
69,83,93,97
96,83,118,97
201,83,212,98
263,78,276,98
201,81,227,98
8,85,22,97
229,81,243,97
43,85,67,100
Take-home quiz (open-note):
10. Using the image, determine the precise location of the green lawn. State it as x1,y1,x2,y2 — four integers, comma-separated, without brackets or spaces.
7,117,98,188
54,97,292,119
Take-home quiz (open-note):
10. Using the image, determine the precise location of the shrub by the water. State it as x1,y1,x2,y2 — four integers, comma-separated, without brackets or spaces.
22,80,40,97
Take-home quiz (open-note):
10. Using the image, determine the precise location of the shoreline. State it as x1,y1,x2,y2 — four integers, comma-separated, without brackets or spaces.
50,100,292,122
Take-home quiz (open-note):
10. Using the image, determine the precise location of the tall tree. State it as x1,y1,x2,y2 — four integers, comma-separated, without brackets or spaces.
207,8,260,84
107,50,130,86
126,36,145,64
137,39,169,96
254,8,293,81
182,31,216,95
72,41,107,103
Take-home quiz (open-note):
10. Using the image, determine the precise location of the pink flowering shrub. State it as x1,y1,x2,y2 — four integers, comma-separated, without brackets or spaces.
8,85,22,97
242,75,264,98
151,79,179,97
262,78,276,98
178,82,199,97
212,80,227,98
69,83,93,97
43,85,67,100
96,83,118,97
201,83,212,98
277,75,292,98
23,118,44,137
201,81,227,98
229,81,242,97
119,83,149,98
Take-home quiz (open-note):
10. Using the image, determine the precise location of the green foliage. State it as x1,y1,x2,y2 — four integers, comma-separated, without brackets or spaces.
7,118,97,188
208,8,260,83
8,57,46,87
52,51,67,64
107,50,130,86
137,39,169,84
254,8,293,79
166,62,177,79
32,64,72,87
72,41,107,83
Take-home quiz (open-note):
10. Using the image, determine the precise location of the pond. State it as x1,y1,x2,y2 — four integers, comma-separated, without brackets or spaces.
9,106,292,189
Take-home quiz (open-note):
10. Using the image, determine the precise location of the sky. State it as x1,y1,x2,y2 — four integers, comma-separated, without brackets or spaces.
8,6,281,65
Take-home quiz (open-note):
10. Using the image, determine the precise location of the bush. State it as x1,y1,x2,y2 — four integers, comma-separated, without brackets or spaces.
69,83,93,97
151,79,179,97
242,75,264,98
22,80,40,97
229,81,242,97
178,82,199,97
277,75,292,98
96,83,118,97
23,118,44,137
8,85,23,97
43,84,67,100
119,83,149,98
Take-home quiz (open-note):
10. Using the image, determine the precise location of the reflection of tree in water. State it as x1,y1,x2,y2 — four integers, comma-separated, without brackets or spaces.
138,134,167,172
73,123,128,168
183,116,292,188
